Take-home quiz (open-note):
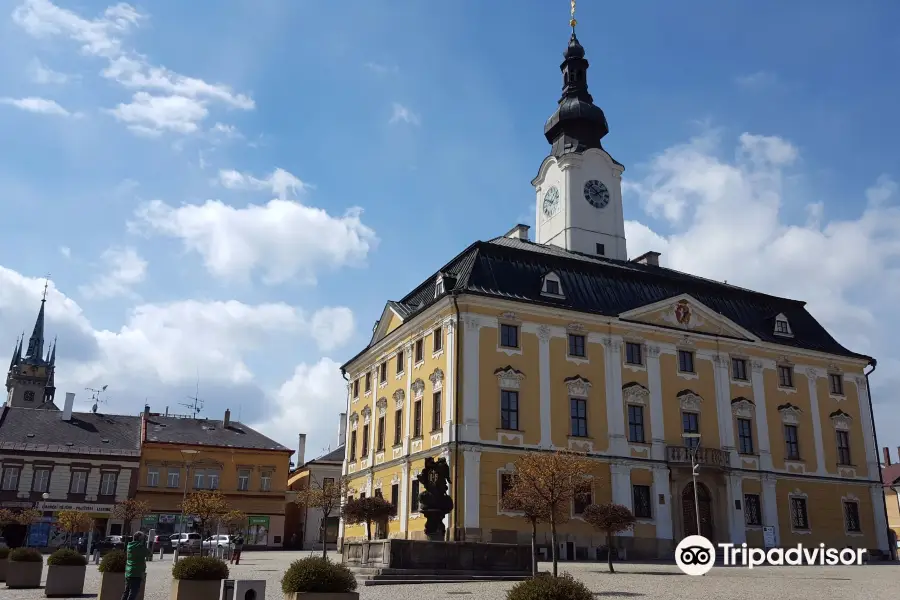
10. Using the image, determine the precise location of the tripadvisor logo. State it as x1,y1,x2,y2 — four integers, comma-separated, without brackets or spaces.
675,535,866,576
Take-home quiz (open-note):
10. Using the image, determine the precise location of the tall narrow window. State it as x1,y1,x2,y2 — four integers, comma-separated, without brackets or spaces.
784,424,800,460
362,424,370,456
193,470,205,490
573,482,592,515
413,400,422,437
732,358,748,381
396,351,404,374
167,469,180,488
836,430,851,465
843,501,860,532
349,430,357,460
632,485,652,519
1,467,20,491
500,324,519,349
829,373,844,395
33,468,51,492
69,470,87,494
377,415,386,451
777,365,794,388
568,334,586,357
260,471,272,492
353,379,360,398
238,469,251,491
501,390,519,430
432,391,442,431
433,327,443,352
379,362,387,384
415,339,424,363
737,418,754,454
790,497,809,529
411,480,420,512
744,494,761,525
394,409,402,445
627,404,645,443
625,342,643,366
99,472,117,496
500,473,514,500
365,372,372,393
682,412,700,449
391,483,399,508
678,350,695,373
570,398,587,437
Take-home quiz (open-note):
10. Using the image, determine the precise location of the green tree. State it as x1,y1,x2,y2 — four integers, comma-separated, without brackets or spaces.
181,491,229,556
341,496,395,541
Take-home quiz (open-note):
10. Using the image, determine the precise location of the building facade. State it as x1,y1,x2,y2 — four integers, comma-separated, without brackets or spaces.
0,392,140,547
881,448,900,554
134,407,293,548
339,23,890,559
286,440,344,550
6,293,58,409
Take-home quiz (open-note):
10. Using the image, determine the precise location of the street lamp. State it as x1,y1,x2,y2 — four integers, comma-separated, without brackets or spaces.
179,450,199,537
682,433,702,538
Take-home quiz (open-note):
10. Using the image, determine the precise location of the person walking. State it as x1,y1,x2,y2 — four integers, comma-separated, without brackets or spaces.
230,533,244,565
121,531,150,600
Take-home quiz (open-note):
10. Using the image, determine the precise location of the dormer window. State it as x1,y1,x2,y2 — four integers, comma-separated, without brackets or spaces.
542,272,564,298
774,314,793,337
434,276,445,298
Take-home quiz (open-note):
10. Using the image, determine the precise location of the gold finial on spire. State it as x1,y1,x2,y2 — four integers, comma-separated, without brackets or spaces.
570,0,577,30
42,274,50,301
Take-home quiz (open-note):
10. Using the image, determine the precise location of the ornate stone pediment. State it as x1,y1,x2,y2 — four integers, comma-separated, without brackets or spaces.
565,376,591,398
622,382,649,405
411,378,425,399
429,368,444,392
393,389,405,408
778,403,802,425
361,405,372,424
617,293,756,341
731,397,754,419
376,397,388,416
677,389,702,411
830,409,852,431
349,411,359,428
495,366,525,390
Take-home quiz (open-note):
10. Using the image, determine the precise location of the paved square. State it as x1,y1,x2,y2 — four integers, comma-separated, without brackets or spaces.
2,552,897,599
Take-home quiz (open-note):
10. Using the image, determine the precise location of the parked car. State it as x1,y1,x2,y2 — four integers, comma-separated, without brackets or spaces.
201,534,232,550
169,532,202,553
94,535,125,554
151,534,173,553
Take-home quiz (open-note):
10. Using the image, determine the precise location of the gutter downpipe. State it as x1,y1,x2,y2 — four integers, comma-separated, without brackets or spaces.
864,359,892,560
451,292,462,541
339,368,350,552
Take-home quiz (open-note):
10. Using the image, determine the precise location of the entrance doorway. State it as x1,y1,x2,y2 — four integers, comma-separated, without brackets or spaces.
682,482,714,540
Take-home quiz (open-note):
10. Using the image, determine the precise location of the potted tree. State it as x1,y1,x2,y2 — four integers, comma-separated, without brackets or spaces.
5,547,44,589
98,549,145,600
583,503,637,573
45,548,88,597
281,556,358,599
171,555,229,600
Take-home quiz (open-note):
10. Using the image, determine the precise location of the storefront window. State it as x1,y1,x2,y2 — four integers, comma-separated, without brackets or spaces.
247,516,270,546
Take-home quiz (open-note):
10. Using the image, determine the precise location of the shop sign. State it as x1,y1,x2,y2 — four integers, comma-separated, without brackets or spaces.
40,502,114,514
0,501,36,508
141,514,158,527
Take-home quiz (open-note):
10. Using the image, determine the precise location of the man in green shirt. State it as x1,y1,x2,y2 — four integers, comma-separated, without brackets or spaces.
122,531,151,600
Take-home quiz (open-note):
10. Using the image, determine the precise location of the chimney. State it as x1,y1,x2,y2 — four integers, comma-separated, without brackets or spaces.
504,224,530,241
884,447,892,466
338,413,347,448
224,409,231,428
62,392,75,422
297,433,306,467
633,251,661,267
897,447,900,463
143,404,150,417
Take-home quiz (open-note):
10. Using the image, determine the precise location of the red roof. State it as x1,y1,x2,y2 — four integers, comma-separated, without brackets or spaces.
881,463,900,488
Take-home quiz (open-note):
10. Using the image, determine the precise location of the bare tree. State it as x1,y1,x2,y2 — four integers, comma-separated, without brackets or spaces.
500,482,550,577
295,476,350,559
583,503,636,573
180,490,229,556
505,450,593,577
112,499,151,538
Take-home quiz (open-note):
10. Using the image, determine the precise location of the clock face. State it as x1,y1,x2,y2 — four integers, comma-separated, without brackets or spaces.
542,186,560,218
584,179,610,209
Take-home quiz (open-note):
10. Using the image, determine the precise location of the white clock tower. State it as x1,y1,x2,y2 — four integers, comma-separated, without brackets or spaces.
531,30,628,261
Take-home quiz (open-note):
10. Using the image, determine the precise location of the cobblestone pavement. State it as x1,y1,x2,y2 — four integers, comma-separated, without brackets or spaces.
2,551,897,600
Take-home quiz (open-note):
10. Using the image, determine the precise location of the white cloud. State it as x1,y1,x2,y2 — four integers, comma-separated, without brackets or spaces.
389,102,420,126
217,167,308,199
28,58,70,84
0,96,73,117
59,246,71,258
735,71,778,90
365,62,399,76
12,0,253,136
130,195,378,285
624,130,900,448
78,246,147,299
309,307,355,352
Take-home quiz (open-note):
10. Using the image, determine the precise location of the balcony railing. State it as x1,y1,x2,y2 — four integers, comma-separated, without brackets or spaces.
666,445,729,468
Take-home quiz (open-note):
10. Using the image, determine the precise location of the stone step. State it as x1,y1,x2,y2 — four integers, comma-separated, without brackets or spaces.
362,574,532,586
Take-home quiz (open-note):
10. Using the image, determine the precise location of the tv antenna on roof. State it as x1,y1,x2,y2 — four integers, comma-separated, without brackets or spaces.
180,371,203,418
85,385,108,413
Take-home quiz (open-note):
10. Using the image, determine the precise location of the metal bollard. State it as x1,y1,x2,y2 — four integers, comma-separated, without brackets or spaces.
172,547,179,563
159,546,165,560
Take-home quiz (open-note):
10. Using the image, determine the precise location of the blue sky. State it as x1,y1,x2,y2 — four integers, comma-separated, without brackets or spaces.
1,0,899,463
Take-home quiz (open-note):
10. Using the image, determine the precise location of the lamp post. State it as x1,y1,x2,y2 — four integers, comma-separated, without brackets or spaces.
179,449,199,539
683,433,702,538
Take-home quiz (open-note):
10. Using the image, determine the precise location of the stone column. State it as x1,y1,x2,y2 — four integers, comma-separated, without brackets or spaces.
461,317,482,443
750,361,773,471
537,325,553,448
646,345,666,461
442,318,456,442
761,474,779,546
726,474,746,544
602,337,627,455
463,450,481,532
610,463,633,536
652,465,673,540
805,368,827,476
399,462,410,536
712,354,737,467
402,343,413,454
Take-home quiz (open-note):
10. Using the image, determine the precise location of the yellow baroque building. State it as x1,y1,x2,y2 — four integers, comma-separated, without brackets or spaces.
338,25,891,560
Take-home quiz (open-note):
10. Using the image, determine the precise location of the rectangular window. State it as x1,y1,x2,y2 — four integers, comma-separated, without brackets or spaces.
545,279,560,295
500,390,519,430
777,365,794,388
632,485,652,519
625,342,643,366
790,497,809,530
775,319,790,334
238,469,251,491
627,404,645,443
500,323,519,349
362,424,370,456
69,470,87,494
365,372,372,393
732,358,748,381
167,469,180,488
744,494,762,526
208,471,220,490
433,327,443,352
192,469,204,489
413,400,422,438
836,430,851,465
99,472,117,496
432,391,442,431
353,379,359,398
377,416,386,451
260,471,272,492
682,412,700,449
678,350,695,373
145,467,159,488
394,409,402,445
396,351,404,374
1,467,20,491
359,492,366,499
574,482,592,515
349,431,357,460
784,424,800,460
32,468,51,492
500,473,514,500
568,334,586,358
379,362,387,384
415,339,424,363
829,373,844,395
737,418,754,454
391,483,400,508
843,501,860,532
323,477,335,490
570,398,588,437
411,480,420,512
596,243,605,256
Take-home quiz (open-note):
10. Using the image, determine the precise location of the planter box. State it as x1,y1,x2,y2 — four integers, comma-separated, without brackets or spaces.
45,564,87,597
5,560,43,589
285,594,360,600
0,559,7,582
171,579,222,600
99,573,145,600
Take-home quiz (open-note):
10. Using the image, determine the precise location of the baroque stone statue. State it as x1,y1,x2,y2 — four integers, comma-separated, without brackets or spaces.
416,456,453,541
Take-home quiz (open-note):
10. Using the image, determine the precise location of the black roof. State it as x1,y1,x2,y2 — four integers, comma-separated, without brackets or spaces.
344,236,870,367
307,445,344,465
0,407,141,457
143,415,291,452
